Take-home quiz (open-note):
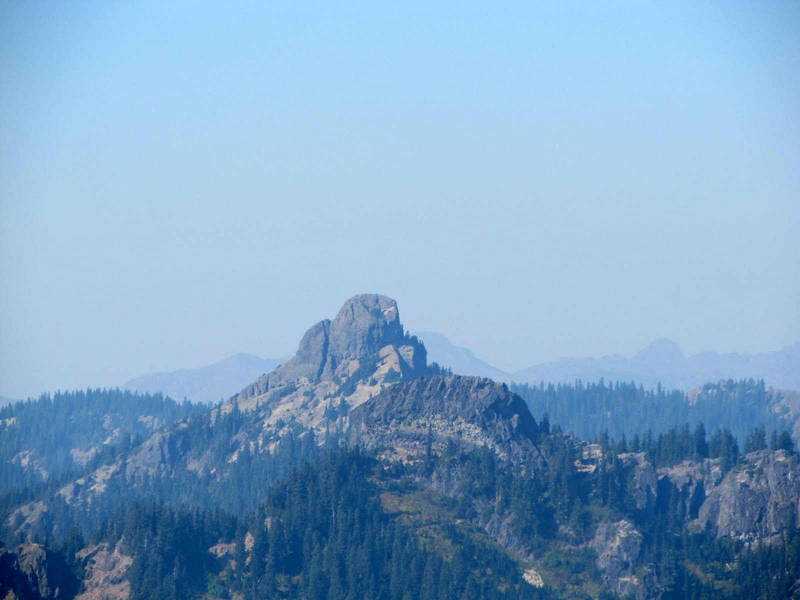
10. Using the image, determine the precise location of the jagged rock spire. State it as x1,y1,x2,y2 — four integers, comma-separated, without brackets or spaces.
237,294,427,401
329,294,405,361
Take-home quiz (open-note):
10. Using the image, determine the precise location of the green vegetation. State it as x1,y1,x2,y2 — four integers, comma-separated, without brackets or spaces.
514,379,788,445
91,449,549,600
76,431,800,600
0,389,205,506
2,381,799,599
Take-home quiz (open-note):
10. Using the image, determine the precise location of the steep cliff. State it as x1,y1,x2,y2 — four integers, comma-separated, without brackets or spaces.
349,374,540,464
696,449,800,540
0,543,79,600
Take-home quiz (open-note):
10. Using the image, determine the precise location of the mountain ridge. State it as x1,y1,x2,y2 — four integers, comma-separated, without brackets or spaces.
415,331,510,380
121,335,799,409
513,339,800,390
419,334,799,391
124,353,283,404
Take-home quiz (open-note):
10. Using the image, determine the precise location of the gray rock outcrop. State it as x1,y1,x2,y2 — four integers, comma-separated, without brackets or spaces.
0,543,78,599
75,542,133,600
618,452,658,512
696,449,800,540
591,520,650,600
658,458,724,519
238,294,426,399
348,375,540,464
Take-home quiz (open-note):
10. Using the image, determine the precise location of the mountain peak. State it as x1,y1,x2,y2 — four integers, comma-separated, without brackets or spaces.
329,294,405,360
633,338,684,364
415,331,510,380
273,293,424,386
234,294,427,423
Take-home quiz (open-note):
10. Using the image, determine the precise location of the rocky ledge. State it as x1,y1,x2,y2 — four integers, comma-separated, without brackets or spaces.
348,374,541,464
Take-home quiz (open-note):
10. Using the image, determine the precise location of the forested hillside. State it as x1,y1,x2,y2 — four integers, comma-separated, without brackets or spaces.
513,379,792,444
91,450,548,600
0,389,204,496
7,432,799,600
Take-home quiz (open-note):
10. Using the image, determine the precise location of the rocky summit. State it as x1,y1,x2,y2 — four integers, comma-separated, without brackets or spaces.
227,293,428,432
7,294,440,535
225,294,541,465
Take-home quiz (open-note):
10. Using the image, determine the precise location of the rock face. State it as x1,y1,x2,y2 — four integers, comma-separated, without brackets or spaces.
229,294,428,434
591,520,649,600
617,453,657,512
620,449,800,544
658,458,725,520
481,509,537,560
348,375,540,464
0,543,78,600
696,449,800,540
771,388,800,441
75,542,133,600
239,294,426,399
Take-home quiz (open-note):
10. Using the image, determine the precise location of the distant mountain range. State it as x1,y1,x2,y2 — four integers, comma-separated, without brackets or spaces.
515,339,800,391
124,335,800,404
420,334,800,392
125,353,283,404
415,331,509,380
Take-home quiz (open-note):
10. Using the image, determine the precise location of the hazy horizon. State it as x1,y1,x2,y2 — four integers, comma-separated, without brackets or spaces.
5,312,800,400
126,331,798,379
124,331,798,368
2,2,799,398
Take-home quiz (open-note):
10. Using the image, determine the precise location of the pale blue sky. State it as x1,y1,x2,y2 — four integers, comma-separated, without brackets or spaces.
1,1,798,398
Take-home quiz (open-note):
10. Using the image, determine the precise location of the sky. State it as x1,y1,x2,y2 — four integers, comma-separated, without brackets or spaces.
1,1,798,399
